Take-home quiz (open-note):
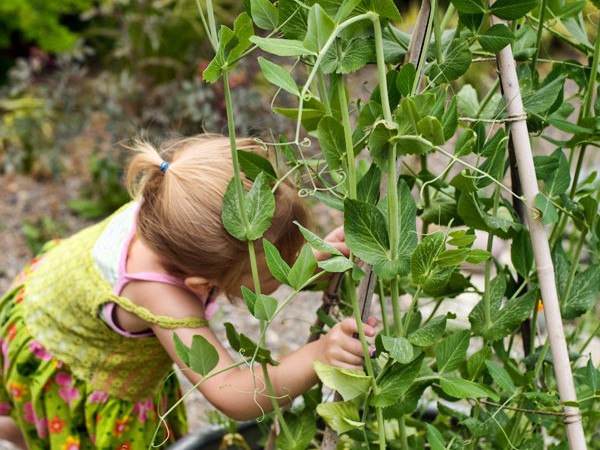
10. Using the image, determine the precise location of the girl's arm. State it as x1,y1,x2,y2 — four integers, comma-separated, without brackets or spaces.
145,285,375,421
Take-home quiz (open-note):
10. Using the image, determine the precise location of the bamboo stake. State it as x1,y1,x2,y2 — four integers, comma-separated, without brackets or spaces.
494,22,587,450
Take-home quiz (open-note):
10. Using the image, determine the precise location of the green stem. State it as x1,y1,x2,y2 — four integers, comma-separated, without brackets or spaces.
336,76,357,199
530,0,547,82
348,275,377,384
431,0,443,65
403,287,422,336
378,280,390,336
261,363,293,440
194,0,218,51
317,68,332,116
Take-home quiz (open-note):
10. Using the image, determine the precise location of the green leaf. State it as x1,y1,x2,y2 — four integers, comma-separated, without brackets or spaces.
359,0,402,21
224,322,279,366
436,330,470,374
242,286,257,315
303,4,336,54
222,178,247,241
357,164,381,204
470,285,537,341
238,149,277,181
408,315,447,347
523,76,565,115
370,354,424,408
287,244,317,290
490,0,537,20
295,221,342,257
511,229,533,278
254,295,278,321
318,256,354,273
397,63,417,97
448,229,477,247
466,249,492,264
344,198,390,266
562,265,600,319
258,57,299,96
316,401,363,434
276,410,317,450
250,0,278,30
485,360,516,394
534,194,559,225
381,335,414,363
442,97,459,141
427,38,472,84
426,424,446,450
250,36,314,56
263,239,291,284
368,120,399,170
439,377,500,401
314,361,371,401
436,248,470,267
411,232,453,294
173,333,190,366
245,172,276,240
318,116,346,171
321,38,374,74
451,0,485,14
418,116,446,145
478,24,515,52
203,14,254,83
189,335,219,376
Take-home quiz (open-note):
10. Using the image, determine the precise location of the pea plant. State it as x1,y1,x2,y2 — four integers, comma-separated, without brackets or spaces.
172,0,600,449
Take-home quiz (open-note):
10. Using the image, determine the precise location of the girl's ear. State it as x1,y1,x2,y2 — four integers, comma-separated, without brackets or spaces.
183,276,213,297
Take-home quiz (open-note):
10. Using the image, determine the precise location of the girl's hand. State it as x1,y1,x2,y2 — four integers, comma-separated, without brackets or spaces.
314,225,349,261
317,316,377,370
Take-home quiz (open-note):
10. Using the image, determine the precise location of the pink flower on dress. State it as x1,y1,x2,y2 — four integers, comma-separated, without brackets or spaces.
62,436,80,450
0,338,9,373
0,402,10,415
58,386,80,406
23,402,47,438
29,341,52,360
132,399,154,422
56,372,72,386
89,390,109,404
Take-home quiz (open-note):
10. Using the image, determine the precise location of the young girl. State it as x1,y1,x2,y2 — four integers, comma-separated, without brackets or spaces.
0,135,376,450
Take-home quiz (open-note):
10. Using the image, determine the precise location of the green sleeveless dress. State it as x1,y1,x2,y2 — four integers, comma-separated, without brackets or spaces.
0,204,207,450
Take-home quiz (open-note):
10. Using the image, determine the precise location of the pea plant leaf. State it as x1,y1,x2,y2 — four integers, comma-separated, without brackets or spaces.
485,360,516,394
189,335,219,376
561,265,600,319
173,333,191,367
426,424,446,450
314,361,372,401
287,244,317,290
411,232,454,295
224,322,279,366
250,36,315,57
318,116,347,171
478,23,515,52
344,198,390,268
249,0,278,30
381,335,414,363
469,279,537,341
451,0,485,15
263,239,291,284
238,149,277,181
490,0,538,20
316,401,364,434
439,377,500,401
370,354,424,407
276,410,317,450
294,221,343,257
408,314,447,347
245,172,276,240
435,330,470,374
258,57,300,96
303,3,336,54
203,13,254,83
321,38,375,74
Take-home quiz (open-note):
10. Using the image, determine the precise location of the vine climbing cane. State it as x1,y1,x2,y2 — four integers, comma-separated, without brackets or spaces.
493,17,587,450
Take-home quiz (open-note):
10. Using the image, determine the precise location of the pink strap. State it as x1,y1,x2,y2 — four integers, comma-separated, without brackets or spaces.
112,207,219,320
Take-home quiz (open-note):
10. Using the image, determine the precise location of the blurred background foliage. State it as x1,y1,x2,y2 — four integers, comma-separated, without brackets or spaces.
0,0,273,219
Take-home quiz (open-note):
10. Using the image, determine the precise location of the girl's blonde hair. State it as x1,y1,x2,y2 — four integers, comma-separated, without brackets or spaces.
125,134,308,298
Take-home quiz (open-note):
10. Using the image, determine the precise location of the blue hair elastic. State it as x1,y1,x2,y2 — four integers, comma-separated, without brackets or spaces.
159,160,170,173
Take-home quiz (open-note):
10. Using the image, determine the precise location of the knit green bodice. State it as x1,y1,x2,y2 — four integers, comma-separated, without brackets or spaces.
22,210,206,402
